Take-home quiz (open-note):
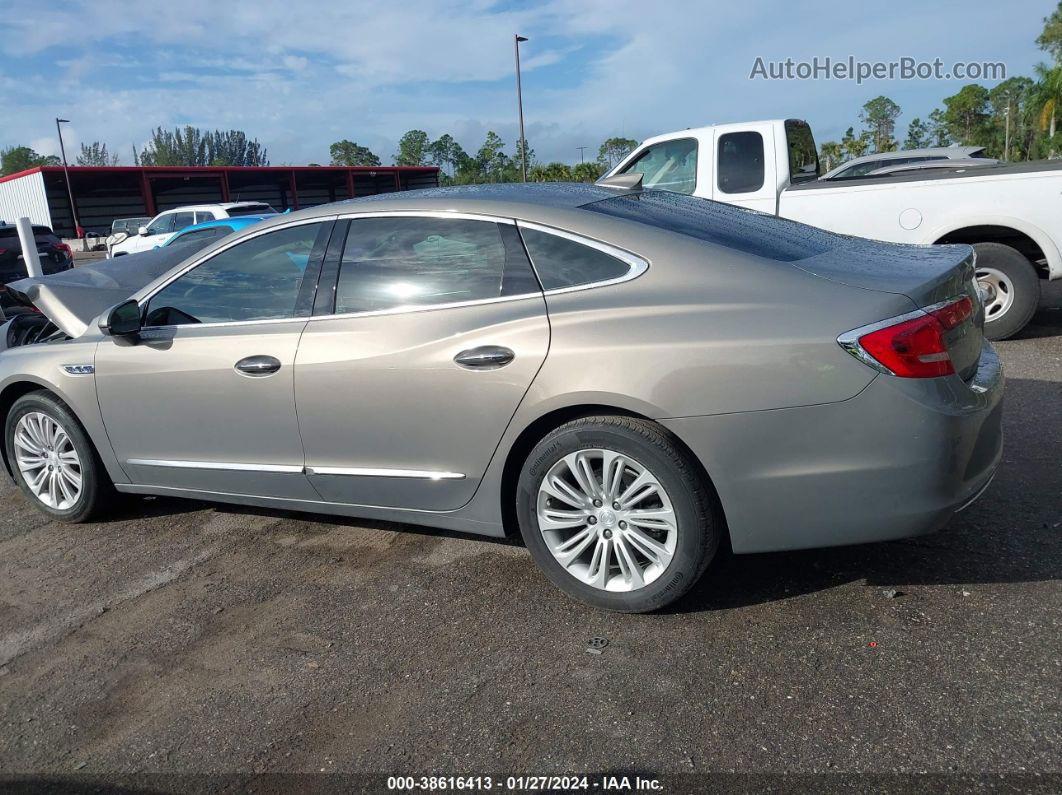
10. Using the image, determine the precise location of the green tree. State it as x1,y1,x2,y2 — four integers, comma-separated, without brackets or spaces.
841,127,870,159
1,146,60,175
860,96,902,152
76,141,118,166
475,131,510,182
927,109,952,147
139,126,209,166
1037,1,1062,63
989,76,1036,160
903,118,931,149
528,162,572,181
329,140,381,166
942,84,991,144
209,130,269,166
597,137,638,168
571,161,604,182
818,141,843,171
428,134,466,177
394,130,430,166
515,137,535,175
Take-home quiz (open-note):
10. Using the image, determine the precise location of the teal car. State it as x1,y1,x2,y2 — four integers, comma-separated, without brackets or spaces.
159,215,275,248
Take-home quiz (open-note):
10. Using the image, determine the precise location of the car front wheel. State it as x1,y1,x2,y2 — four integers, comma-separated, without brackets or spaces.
5,391,113,523
516,416,719,613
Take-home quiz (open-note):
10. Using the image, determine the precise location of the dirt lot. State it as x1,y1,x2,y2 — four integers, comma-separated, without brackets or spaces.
0,295,1059,792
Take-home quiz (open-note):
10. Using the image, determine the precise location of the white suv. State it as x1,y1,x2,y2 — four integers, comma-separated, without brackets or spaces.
108,202,276,257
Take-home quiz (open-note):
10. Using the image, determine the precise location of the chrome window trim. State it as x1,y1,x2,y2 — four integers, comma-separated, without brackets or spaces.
837,294,971,376
337,209,516,225
516,220,650,295
127,458,304,474
306,466,465,480
130,210,650,330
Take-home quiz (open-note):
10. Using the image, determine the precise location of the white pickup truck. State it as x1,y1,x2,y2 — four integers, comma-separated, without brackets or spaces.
603,119,1062,339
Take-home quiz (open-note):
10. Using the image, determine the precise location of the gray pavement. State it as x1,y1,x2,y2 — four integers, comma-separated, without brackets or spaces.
0,293,1059,791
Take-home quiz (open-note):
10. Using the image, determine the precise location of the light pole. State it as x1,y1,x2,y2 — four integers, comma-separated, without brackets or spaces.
577,146,587,163
1003,95,1012,162
55,117,81,239
514,34,528,182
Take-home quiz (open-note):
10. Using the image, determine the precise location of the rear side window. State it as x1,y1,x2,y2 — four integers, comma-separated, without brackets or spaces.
334,217,539,314
619,138,697,194
519,226,633,290
717,131,765,193
227,204,274,217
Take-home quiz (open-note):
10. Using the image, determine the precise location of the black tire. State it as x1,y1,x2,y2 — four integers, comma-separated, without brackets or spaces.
5,391,114,523
973,242,1041,341
516,416,719,613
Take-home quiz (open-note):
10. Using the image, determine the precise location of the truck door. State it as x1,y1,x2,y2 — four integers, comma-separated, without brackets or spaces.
712,123,778,213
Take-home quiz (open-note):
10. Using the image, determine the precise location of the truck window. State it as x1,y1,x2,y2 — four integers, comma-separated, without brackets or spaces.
619,139,697,194
785,120,819,184
717,132,765,194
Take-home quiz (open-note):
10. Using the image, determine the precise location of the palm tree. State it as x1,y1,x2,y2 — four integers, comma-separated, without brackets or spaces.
1035,63,1062,154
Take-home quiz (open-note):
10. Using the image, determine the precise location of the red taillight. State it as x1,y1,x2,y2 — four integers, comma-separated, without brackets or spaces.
848,296,973,379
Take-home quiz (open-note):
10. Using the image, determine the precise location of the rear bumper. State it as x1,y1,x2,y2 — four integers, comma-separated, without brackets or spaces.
662,341,1004,554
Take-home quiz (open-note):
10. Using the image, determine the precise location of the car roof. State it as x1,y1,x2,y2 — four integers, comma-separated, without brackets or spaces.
339,182,624,211
157,201,272,213
175,215,273,231
822,146,986,178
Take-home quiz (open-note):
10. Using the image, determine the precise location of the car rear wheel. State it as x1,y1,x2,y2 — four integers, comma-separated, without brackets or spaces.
5,391,113,523
516,416,719,613
973,242,1041,341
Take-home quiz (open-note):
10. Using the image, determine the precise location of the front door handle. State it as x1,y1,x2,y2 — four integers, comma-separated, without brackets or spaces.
454,346,515,370
235,355,282,377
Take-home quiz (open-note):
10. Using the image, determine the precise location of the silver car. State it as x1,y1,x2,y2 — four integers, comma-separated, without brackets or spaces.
0,184,1003,612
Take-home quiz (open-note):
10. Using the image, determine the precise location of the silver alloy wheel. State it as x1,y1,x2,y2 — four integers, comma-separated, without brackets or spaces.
13,411,83,510
536,448,678,592
976,266,1015,322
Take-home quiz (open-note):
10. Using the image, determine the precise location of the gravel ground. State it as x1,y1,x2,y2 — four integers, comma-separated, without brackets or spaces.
0,293,1058,793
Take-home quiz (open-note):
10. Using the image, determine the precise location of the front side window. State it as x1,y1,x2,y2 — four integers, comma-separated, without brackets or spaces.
519,227,633,291
145,214,176,236
620,139,697,194
333,217,538,314
144,222,323,326
717,131,765,194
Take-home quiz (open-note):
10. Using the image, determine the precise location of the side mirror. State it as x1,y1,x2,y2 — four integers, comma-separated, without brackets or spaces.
138,226,149,236
99,299,142,337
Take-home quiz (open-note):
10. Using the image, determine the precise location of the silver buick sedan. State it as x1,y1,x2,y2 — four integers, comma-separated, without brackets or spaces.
0,184,1003,612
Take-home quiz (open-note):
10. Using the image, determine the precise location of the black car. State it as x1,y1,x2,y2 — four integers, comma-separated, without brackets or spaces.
0,224,74,316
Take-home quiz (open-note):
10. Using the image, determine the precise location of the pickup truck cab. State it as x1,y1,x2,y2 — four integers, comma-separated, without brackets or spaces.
605,119,1062,338
108,201,275,258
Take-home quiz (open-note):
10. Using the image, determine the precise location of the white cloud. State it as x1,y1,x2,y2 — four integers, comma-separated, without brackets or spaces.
0,0,1048,166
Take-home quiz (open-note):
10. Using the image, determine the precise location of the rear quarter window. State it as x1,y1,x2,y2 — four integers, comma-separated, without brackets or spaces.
519,226,636,290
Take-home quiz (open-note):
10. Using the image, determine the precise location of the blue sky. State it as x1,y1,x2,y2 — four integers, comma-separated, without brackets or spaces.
0,0,1055,166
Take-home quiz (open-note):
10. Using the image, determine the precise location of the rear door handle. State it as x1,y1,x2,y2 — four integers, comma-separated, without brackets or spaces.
235,355,282,377
454,346,515,370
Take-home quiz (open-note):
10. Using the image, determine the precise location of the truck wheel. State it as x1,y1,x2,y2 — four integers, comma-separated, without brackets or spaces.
973,242,1040,341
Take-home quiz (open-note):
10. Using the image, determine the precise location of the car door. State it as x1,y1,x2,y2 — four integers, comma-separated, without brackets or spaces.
95,217,334,499
294,213,549,511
